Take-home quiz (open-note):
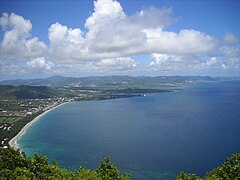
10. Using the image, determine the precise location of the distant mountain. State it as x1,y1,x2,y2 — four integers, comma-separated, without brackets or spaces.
0,75,212,87
1,76,239,99
0,85,72,99
0,75,239,89
0,75,78,87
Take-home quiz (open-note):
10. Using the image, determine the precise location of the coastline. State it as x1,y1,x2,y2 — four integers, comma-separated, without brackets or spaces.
6,91,176,150
8,102,68,150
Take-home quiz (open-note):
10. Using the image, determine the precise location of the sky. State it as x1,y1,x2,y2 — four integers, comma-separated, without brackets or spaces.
0,0,240,80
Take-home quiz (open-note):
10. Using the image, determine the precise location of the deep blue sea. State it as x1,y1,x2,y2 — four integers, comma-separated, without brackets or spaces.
19,81,240,179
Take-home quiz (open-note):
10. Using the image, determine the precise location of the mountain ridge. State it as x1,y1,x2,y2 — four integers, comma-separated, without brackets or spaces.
0,75,225,87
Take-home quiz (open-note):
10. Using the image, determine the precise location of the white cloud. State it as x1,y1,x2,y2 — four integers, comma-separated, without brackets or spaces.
96,57,137,71
221,46,240,58
0,63,24,76
48,0,177,63
150,53,191,71
48,22,85,61
143,28,218,55
220,46,240,69
150,53,219,72
48,0,219,68
27,57,53,71
85,0,125,31
49,57,137,74
83,6,176,58
199,57,218,69
0,0,239,77
0,12,32,35
224,32,239,44
48,23,84,45
0,13,47,60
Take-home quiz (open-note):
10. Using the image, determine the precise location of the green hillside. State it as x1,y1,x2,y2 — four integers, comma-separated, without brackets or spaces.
0,75,221,88
0,85,74,99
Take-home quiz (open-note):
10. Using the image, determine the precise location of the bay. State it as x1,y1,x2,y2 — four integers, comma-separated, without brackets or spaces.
19,81,240,179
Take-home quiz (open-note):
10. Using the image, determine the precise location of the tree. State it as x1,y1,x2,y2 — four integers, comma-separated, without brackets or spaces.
97,157,130,180
176,172,202,180
176,153,240,180
205,153,240,180
0,148,131,180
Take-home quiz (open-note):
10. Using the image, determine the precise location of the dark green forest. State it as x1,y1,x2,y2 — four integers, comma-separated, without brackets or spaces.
0,148,130,180
0,148,239,179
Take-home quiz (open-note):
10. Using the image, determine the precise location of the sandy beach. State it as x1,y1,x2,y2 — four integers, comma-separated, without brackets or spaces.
8,102,67,150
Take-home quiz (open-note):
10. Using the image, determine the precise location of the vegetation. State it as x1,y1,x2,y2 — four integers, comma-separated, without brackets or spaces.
177,153,240,180
0,75,196,90
0,148,130,180
0,113,41,147
0,148,239,180
0,96,70,147
1,76,240,179
0,85,76,99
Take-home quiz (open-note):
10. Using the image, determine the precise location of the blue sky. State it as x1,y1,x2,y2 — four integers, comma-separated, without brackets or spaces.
0,0,239,79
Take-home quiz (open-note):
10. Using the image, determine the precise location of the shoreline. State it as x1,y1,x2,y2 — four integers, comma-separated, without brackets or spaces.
7,92,173,150
8,102,68,150
7,91,176,150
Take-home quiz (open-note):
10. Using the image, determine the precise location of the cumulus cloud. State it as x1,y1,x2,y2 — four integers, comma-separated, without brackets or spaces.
47,0,219,68
47,0,179,63
83,6,175,57
143,28,218,55
48,22,85,61
0,13,47,60
150,53,219,72
199,57,218,69
85,0,125,33
96,57,137,71
26,57,53,72
150,53,184,71
0,0,239,77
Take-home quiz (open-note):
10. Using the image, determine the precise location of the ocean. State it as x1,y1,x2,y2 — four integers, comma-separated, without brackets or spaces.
19,80,240,179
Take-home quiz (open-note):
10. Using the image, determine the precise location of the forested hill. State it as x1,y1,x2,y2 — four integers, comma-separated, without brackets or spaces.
0,75,222,87
0,85,72,99
1,76,239,100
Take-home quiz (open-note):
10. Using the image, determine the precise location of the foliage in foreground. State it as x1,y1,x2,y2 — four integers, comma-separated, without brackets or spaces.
177,153,240,180
0,148,239,180
0,148,130,180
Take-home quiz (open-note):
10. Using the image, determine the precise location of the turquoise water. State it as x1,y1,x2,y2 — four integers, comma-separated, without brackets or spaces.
19,81,240,179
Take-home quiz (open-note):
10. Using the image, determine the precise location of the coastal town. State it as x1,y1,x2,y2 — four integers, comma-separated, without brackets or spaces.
0,97,74,148
0,89,147,148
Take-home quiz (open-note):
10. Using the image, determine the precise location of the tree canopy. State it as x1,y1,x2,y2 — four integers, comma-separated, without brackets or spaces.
0,148,239,179
177,153,240,180
0,148,130,180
